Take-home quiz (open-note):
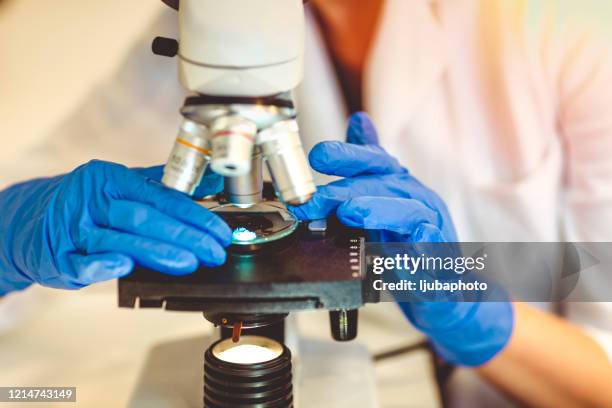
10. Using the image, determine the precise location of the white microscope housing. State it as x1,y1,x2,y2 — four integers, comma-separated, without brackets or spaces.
178,0,304,97
159,0,315,206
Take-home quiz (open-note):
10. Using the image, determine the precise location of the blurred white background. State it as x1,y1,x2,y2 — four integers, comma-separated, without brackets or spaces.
0,0,163,160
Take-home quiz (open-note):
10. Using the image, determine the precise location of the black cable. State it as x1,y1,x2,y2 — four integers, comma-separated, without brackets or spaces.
373,340,456,408
373,340,430,362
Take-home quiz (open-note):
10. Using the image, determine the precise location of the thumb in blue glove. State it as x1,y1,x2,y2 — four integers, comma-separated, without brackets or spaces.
292,112,513,366
0,160,231,295
135,165,223,199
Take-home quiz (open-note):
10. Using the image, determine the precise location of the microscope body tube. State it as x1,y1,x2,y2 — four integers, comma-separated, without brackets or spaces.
162,119,211,195
178,0,304,97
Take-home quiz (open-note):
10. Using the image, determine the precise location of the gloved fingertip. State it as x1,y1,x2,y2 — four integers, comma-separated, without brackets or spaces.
289,198,332,221
133,165,164,182
413,223,445,243
336,212,363,228
206,237,228,265
308,142,333,172
217,233,232,248
336,199,368,228
288,207,305,221
160,265,198,276
208,220,233,248
193,169,225,199
155,251,199,276
69,253,135,285
286,188,320,220
347,112,379,146
109,254,135,277
288,204,311,221
202,246,227,267
310,141,365,175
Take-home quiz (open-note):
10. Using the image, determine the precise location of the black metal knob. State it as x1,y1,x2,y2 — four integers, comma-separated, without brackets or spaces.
152,36,179,58
330,309,358,341
161,0,179,10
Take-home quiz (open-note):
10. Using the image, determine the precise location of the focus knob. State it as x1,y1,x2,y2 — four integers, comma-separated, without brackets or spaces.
330,309,358,341
152,36,179,58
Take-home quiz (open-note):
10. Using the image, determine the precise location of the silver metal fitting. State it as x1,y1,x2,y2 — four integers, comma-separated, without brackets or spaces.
162,119,211,195
224,150,264,207
209,115,257,177
258,119,316,205
169,98,315,206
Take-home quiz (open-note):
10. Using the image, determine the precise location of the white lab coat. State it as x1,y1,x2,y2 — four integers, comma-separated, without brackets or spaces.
1,1,611,407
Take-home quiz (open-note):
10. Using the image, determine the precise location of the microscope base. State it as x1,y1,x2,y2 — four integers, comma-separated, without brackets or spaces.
127,334,378,408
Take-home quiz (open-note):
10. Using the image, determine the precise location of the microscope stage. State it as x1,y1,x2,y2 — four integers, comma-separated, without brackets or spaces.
118,221,374,314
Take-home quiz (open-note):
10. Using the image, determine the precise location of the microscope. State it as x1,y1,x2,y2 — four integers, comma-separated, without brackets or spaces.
158,0,315,208
119,1,379,406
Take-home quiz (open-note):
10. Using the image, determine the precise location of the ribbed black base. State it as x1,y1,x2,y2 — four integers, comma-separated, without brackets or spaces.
204,339,293,408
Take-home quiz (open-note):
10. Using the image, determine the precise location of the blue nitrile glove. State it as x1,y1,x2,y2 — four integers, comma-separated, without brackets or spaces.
0,160,231,295
135,165,224,199
292,112,514,366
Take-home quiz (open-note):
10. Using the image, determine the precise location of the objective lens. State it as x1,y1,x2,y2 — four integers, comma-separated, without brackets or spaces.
162,119,210,195
204,336,293,408
258,120,315,205
210,115,257,177
224,151,264,207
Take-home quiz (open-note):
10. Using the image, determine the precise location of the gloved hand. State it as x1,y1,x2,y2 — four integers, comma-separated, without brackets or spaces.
0,160,231,295
292,112,514,366
134,165,224,198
